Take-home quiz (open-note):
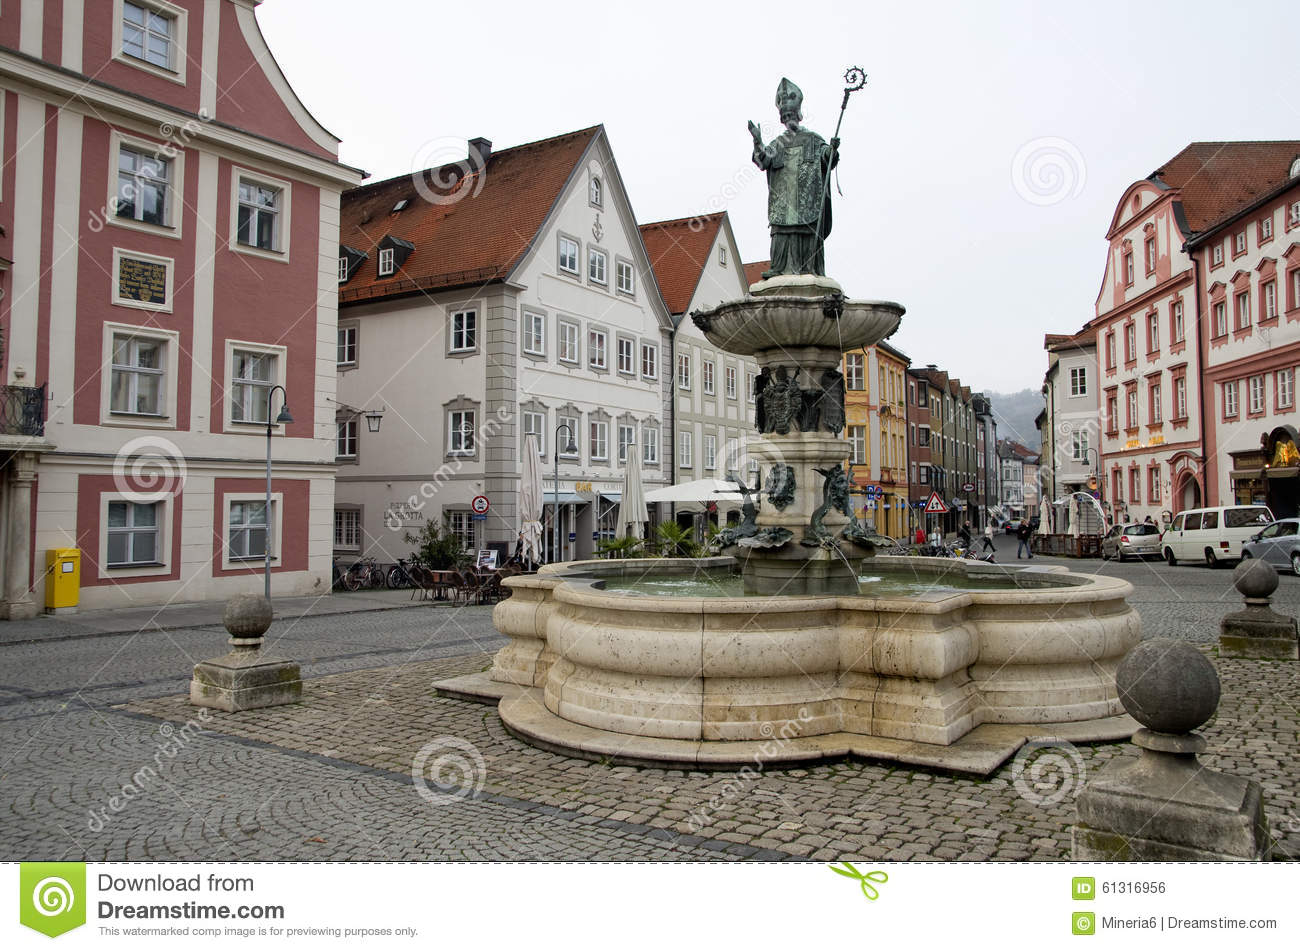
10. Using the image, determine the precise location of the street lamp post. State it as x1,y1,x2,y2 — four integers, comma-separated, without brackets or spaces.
264,385,294,600
551,423,579,564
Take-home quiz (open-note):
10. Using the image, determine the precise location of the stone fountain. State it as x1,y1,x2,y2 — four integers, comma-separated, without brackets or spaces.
434,75,1141,773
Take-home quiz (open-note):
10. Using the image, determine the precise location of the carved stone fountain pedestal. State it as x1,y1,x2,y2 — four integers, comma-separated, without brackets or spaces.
691,274,904,595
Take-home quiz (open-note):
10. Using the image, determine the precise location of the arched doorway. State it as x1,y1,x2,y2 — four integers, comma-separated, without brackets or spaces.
1176,471,1201,512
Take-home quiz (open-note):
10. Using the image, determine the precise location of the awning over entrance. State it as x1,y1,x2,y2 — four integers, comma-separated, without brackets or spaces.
1266,467,1299,479
1230,469,1263,480
644,479,743,503
542,493,586,506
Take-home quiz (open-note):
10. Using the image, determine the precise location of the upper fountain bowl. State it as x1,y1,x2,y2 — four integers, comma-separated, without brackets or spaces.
690,274,904,357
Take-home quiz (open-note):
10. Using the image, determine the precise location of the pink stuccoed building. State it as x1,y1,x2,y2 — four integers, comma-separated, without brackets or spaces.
0,0,362,617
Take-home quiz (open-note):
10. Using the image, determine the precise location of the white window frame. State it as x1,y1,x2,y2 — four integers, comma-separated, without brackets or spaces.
589,176,602,207
1212,244,1224,266
589,420,608,461
1235,231,1247,255
111,247,174,313
725,365,737,400
1279,368,1295,409
522,310,546,357
1264,280,1278,320
113,0,187,85
450,309,477,353
108,130,183,238
221,493,283,570
849,425,866,464
1173,300,1185,342
377,247,395,277
447,510,475,551
338,256,349,282
1224,381,1239,418
617,336,635,375
1150,382,1162,424
558,320,580,364
747,372,757,404
101,495,172,577
642,425,659,464
1249,374,1265,414
224,339,287,431
1214,301,1227,336
522,410,547,457
1069,367,1086,397
448,409,477,455
230,166,292,261
588,248,608,286
1237,290,1251,329
558,415,580,458
703,433,717,471
337,324,358,367
679,430,693,469
845,353,865,390
617,424,636,463
678,353,691,390
558,235,580,275
615,259,635,296
702,360,715,395
333,508,362,552
1071,429,1089,461
336,417,358,459
640,342,658,380
588,329,607,370
100,322,179,428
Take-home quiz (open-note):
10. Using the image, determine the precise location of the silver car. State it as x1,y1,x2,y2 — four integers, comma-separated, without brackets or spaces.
1101,522,1162,561
1241,518,1300,575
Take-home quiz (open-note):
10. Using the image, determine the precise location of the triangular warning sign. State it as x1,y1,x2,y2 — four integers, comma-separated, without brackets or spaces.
923,491,948,514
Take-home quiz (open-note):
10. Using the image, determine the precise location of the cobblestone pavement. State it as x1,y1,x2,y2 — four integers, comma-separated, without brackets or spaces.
2,549,1298,862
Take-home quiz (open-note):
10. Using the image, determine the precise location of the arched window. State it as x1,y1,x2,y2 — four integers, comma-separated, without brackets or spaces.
589,177,602,206
1290,156,1300,179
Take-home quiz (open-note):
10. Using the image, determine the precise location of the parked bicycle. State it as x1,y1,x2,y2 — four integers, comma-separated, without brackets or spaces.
337,556,384,591
386,556,423,590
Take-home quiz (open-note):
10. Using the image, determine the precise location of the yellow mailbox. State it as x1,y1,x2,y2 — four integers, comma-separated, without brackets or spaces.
45,548,81,612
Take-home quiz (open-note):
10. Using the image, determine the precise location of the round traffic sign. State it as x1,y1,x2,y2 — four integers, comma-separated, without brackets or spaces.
471,495,490,514
962,482,975,493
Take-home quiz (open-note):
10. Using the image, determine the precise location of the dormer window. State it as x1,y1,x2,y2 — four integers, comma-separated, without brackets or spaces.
375,235,414,277
338,245,367,284
589,177,602,207
1291,156,1300,179
392,199,410,213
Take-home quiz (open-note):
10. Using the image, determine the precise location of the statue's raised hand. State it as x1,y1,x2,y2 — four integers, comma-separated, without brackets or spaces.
747,120,763,145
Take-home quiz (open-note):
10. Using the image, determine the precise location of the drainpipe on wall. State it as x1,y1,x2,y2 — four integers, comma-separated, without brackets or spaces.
1189,250,1208,507
667,318,680,527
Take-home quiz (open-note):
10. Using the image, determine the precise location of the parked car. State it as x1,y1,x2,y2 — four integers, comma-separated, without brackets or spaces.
1160,505,1274,567
1003,518,1023,535
1100,522,1162,561
1240,518,1300,575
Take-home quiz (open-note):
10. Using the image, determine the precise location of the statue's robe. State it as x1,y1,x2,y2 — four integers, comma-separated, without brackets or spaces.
754,127,837,277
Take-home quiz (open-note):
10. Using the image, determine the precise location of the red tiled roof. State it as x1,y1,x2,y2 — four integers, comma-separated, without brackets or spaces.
1044,324,1096,351
743,260,770,287
1153,141,1300,234
338,126,601,304
637,214,725,315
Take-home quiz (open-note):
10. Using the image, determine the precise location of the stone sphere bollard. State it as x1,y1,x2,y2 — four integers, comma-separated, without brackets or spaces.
1116,638,1220,735
1234,556,1279,602
223,593,273,648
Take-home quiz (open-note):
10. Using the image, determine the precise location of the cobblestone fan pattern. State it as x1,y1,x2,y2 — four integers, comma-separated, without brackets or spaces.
119,650,1300,863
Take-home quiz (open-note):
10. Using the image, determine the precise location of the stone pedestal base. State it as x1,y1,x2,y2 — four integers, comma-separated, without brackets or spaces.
1219,608,1299,660
1073,733,1271,861
190,651,302,712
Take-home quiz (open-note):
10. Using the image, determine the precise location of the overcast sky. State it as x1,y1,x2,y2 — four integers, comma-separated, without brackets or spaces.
259,0,1300,394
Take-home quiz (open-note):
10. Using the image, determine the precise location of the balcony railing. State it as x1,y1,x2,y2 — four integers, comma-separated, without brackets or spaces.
0,383,47,437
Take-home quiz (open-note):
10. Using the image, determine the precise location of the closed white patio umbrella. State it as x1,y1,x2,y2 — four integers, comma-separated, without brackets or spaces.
617,445,648,540
519,434,544,565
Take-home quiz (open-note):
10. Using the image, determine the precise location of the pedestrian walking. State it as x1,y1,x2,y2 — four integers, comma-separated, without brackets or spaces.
981,522,995,552
1016,520,1033,559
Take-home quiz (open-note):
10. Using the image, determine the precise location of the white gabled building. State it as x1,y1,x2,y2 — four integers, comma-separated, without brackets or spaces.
334,126,674,564
639,214,755,532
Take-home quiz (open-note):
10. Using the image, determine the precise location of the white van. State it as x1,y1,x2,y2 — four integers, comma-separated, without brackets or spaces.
1161,505,1274,567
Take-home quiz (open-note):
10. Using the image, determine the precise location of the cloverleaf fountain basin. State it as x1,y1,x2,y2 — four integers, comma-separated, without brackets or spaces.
453,555,1142,774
